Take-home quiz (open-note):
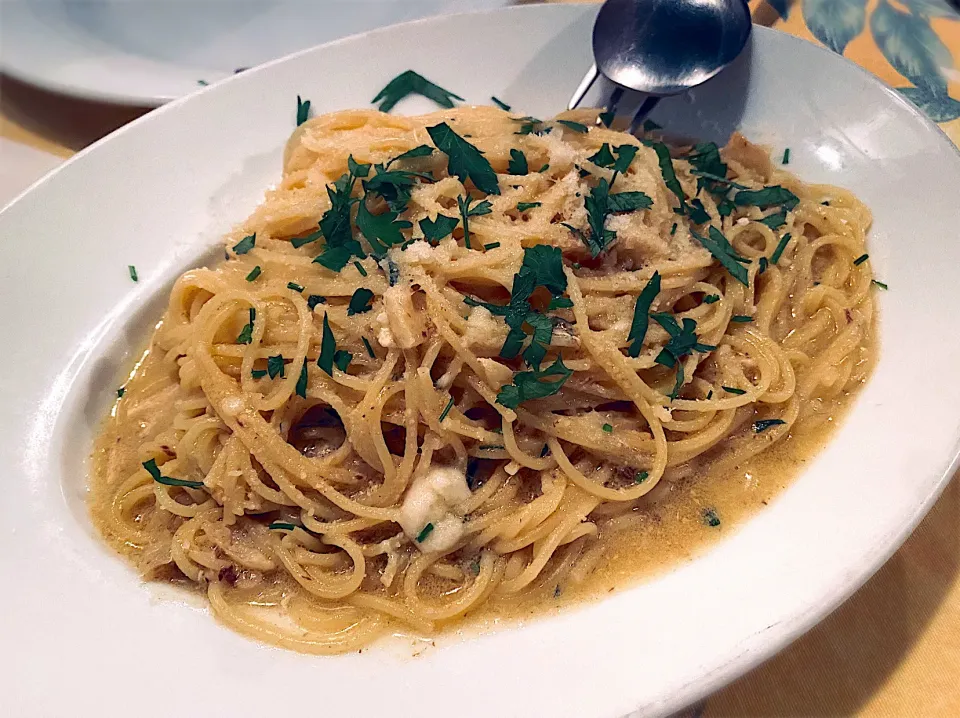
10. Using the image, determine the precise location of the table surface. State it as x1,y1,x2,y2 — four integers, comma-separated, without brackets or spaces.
3,1,960,715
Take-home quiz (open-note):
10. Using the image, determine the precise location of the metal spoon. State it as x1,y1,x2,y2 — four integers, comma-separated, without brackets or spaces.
568,0,752,127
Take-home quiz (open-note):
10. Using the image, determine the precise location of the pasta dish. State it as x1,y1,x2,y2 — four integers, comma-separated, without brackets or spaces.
90,87,876,654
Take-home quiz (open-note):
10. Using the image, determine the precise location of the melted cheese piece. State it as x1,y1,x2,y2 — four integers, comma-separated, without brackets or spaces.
399,466,471,553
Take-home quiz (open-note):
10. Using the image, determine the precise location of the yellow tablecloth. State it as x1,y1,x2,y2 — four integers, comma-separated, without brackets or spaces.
2,1,960,715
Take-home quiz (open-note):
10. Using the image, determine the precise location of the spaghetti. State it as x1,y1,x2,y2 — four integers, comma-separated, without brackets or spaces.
90,106,876,654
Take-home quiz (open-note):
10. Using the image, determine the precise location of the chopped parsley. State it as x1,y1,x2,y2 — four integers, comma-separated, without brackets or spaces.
287,282,304,292
385,145,434,168
491,96,511,111
313,165,366,271
734,186,800,211
692,227,750,286
644,140,687,213
872,279,888,290
758,210,787,230
608,191,653,213
416,522,435,543
687,142,727,194
457,195,493,249
317,314,336,375
853,253,869,266
419,213,459,244
539,163,550,173
564,178,615,256
634,471,649,484
427,122,500,195
602,423,613,433
296,95,311,126
548,296,573,310
771,233,792,264
782,148,791,164
245,266,262,281
251,369,268,379
643,118,662,132
599,110,615,127
670,222,677,236
372,71,463,113
356,200,412,256
290,226,323,249
266,355,286,379
497,356,573,409
627,271,660,358
439,396,455,422
347,288,374,315
703,294,720,304
237,307,255,344
703,508,721,527
362,337,376,359
759,257,769,274
353,260,368,277
142,458,204,489
334,350,352,372
508,149,529,175
517,202,541,212
307,294,326,310
295,360,308,398
512,115,545,136
268,522,298,531
588,144,616,168
754,418,786,433
722,386,746,395
484,242,501,251
687,198,711,224
556,120,588,133
117,387,125,398
650,313,715,400
731,315,752,323
128,265,138,282
233,233,256,255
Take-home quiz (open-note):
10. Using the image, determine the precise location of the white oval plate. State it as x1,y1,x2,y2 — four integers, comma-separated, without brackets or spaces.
2,6,960,718
0,0,509,105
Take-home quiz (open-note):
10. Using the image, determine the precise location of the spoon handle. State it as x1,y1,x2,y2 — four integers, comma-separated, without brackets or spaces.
567,63,599,111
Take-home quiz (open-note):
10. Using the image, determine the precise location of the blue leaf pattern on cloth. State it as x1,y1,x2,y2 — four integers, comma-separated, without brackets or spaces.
902,0,960,19
803,0,868,54
768,0,791,19
898,87,960,121
871,0,953,95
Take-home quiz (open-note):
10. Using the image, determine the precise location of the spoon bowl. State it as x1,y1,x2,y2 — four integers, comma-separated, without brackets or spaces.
595,0,752,96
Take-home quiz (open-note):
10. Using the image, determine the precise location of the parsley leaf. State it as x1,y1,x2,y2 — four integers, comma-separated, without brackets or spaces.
290,226,324,249
688,198,711,224
589,144,616,168
296,95,311,126
599,110,615,128
427,122,500,195
853,253,869,266
548,296,573,310
362,165,433,213
651,314,716,367
556,120,588,133
233,233,256,255
416,522,435,543
296,360,308,398
692,227,750,286
517,202,541,212
237,307,255,344
385,145,434,168
347,288,375,315
627,271,660,357
334,350,352,372
287,282,304,292
771,233,792,264
245,266,261,281
491,96,511,111
508,149,529,175
439,396,455,422
457,195,493,249
565,177,616,257
362,336,376,358
143,458,204,489
419,214,459,244
734,186,800,210
758,210,788,229
521,312,554,370
356,201,412,257
754,418,786,433
612,145,639,176
348,155,371,178
307,295,326,310
496,356,573,409
703,294,720,304
313,170,365,271
267,354,286,379
722,386,746,395
372,70,463,113
317,314,336,376
644,140,687,213
731,315,752,323
687,142,727,194
609,191,653,213
128,265,138,282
